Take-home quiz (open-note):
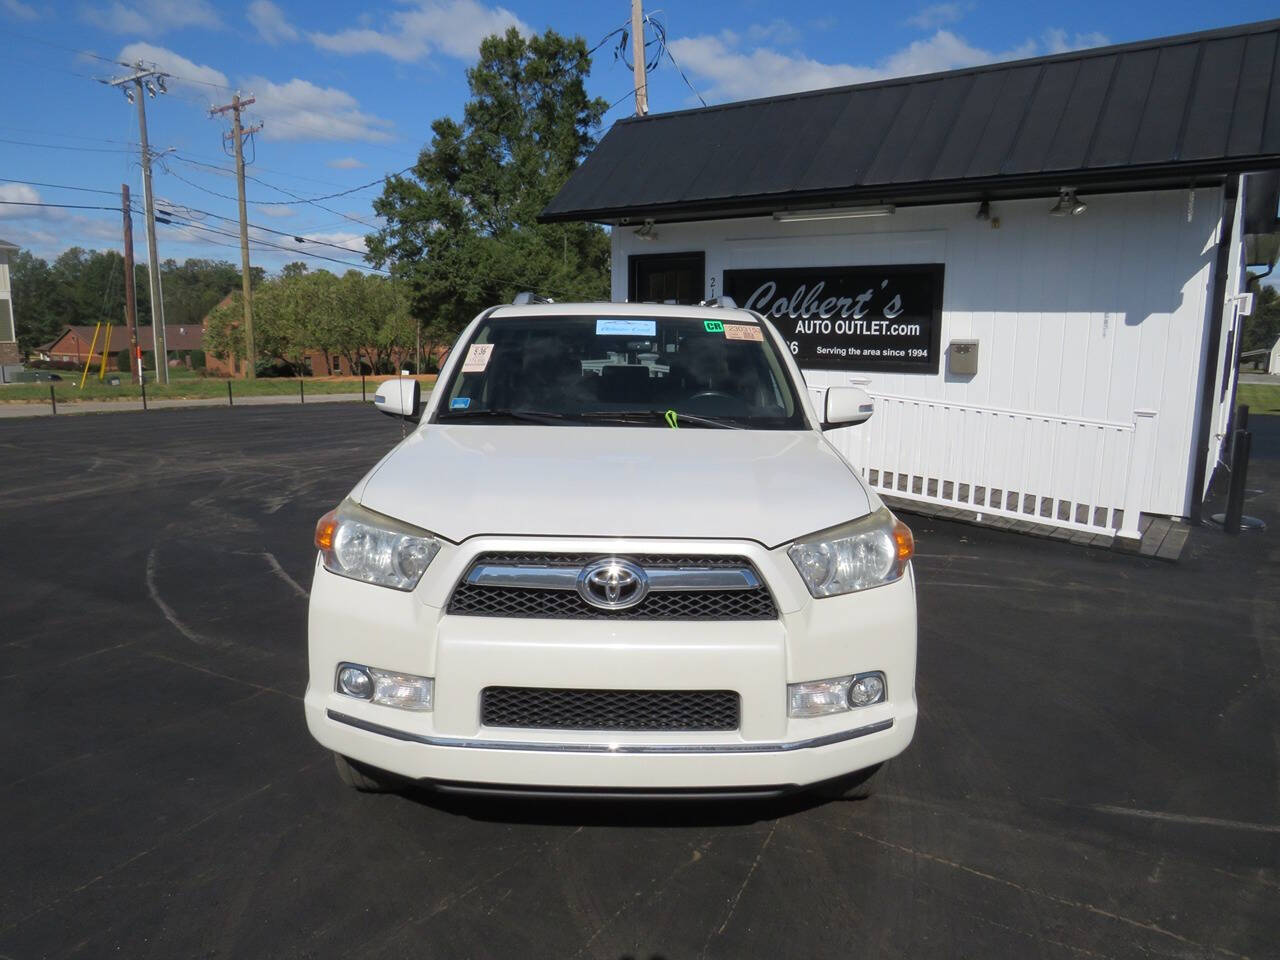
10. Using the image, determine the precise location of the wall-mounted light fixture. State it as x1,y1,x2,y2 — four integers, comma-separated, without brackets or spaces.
1049,188,1087,217
773,204,895,223
975,200,990,221
634,219,658,240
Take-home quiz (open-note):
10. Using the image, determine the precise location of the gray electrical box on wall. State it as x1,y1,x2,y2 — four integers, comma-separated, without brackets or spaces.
948,340,979,376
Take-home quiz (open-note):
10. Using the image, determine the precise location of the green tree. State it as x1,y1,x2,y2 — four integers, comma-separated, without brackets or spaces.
1242,279,1279,354
367,27,611,339
9,250,60,353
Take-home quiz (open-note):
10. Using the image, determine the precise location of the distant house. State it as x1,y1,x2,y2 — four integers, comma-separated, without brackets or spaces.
1272,335,1280,375
40,324,207,365
0,238,18,369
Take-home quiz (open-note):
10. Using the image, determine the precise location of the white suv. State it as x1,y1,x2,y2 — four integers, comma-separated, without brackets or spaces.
305,300,917,800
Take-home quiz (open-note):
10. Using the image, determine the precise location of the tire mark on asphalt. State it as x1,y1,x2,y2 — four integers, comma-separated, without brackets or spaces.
145,651,301,700
828,825,1250,959
0,641,135,681
1086,804,1280,835
263,551,309,599
571,839,711,958
0,776,285,934
145,545,228,649
700,821,776,957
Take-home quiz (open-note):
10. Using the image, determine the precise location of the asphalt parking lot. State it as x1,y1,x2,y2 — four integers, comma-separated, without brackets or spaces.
2,405,1277,960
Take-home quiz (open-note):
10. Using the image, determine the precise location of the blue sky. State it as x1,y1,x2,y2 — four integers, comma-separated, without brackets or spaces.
0,0,1275,273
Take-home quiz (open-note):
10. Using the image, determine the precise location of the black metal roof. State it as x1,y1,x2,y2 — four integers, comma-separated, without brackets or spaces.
542,19,1280,224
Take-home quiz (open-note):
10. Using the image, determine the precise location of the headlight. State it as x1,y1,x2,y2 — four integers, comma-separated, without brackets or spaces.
314,500,442,591
787,506,913,597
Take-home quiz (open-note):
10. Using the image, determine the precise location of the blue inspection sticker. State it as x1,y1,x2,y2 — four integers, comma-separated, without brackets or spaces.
450,396,471,409
596,318,657,336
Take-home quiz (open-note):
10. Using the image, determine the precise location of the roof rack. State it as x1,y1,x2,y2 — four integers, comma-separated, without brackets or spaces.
512,291,555,305
698,296,737,309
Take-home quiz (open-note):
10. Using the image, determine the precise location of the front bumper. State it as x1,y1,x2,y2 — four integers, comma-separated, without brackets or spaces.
305,534,917,791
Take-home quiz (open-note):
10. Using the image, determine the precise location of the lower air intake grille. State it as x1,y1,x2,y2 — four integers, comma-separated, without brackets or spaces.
480,686,740,732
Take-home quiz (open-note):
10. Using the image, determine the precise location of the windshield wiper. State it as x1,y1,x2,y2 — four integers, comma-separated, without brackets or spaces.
578,410,744,430
437,408,572,425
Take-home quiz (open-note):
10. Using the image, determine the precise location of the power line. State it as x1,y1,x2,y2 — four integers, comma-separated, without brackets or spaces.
0,177,121,197
152,200,372,255
155,215,384,273
0,200,122,212
170,152,409,205
0,136,134,154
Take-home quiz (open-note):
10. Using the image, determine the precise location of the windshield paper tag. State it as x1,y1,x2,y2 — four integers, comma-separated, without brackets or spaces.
596,319,656,336
461,343,494,373
704,320,724,333
723,323,764,342
449,396,471,409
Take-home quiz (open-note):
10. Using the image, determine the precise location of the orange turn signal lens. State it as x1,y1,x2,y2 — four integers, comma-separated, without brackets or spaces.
314,509,338,551
893,517,915,564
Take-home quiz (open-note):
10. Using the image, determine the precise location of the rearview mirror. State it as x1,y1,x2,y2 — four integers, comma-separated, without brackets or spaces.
823,386,874,429
373,378,421,422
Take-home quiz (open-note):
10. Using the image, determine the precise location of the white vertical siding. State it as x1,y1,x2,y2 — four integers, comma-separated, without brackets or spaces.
0,252,13,343
612,188,1224,518
1199,180,1248,496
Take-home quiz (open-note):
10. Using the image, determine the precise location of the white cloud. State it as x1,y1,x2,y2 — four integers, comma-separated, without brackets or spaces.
243,76,395,143
1043,29,1110,54
83,0,220,35
1,0,40,20
906,4,966,30
248,0,297,44
255,205,297,218
667,26,1104,102
0,183,42,219
326,157,367,169
309,0,528,62
297,231,367,255
117,42,229,94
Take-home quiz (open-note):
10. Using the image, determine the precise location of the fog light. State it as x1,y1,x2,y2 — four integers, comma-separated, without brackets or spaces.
337,664,372,699
371,670,433,711
336,662,433,710
788,677,852,718
848,672,886,707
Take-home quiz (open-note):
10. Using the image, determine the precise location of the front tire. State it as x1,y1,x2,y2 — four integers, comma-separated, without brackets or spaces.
333,753,401,792
812,762,884,801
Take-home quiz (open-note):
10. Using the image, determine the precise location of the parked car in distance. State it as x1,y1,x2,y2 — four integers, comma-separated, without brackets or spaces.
306,299,917,800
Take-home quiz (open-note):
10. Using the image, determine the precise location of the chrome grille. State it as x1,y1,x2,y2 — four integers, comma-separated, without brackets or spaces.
481,686,740,731
447,553,778,621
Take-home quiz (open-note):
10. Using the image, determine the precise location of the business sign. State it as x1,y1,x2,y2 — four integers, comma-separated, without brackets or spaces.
724,264,944,373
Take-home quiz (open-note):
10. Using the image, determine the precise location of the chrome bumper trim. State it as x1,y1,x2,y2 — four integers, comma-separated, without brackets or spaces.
326,709,892,754
464,563,761,592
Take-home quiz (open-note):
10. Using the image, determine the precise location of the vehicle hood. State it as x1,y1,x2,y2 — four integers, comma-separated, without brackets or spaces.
355,425,870,547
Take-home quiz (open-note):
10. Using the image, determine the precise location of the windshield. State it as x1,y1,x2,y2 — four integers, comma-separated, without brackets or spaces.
433,313,806,429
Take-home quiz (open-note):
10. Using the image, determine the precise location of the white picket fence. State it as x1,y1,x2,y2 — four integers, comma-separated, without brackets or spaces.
814,389,1158,539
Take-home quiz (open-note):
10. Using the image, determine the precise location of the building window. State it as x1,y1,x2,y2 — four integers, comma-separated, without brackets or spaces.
628,252,705,305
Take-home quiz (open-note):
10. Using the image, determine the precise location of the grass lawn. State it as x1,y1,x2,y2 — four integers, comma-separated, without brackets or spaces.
1238,383,1280,415
0,374,436,404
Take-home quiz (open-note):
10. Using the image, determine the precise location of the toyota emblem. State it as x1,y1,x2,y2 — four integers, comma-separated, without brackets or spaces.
577,558,649,611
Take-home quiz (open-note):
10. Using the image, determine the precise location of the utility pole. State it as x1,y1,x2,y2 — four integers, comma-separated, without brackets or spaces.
121,184,141,385
211,95,262,379
631,0,648,116
102,63,171,384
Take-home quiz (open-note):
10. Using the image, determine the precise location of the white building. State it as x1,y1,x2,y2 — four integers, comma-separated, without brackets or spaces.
0,239,18,372
543,19,1280,538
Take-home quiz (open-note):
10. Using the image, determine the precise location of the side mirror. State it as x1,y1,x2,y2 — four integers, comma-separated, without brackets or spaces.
373,377,421,423
823,386,874,429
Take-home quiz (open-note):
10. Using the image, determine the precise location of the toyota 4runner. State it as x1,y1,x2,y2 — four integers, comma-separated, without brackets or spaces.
305,300,917,800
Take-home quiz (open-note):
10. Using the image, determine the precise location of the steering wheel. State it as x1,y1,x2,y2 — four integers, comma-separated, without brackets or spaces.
688,390,735,401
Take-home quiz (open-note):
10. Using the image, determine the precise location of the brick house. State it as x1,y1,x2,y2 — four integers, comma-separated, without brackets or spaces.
39,324,208,366
0,238,19,368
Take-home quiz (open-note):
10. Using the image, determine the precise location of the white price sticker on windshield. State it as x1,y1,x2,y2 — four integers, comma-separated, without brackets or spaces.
723,323,764,342
461,343,494,373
